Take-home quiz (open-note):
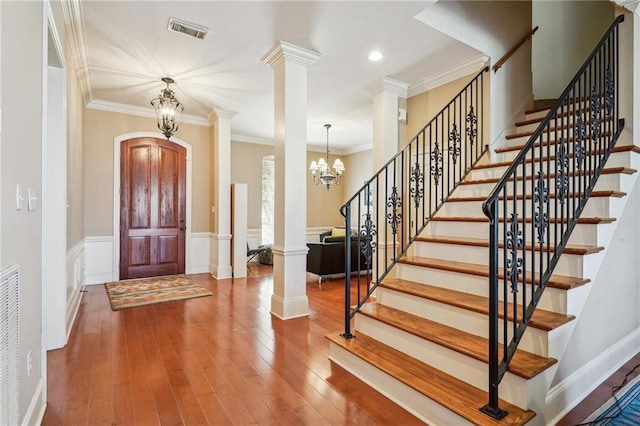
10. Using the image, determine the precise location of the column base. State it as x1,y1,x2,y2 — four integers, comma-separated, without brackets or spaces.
271,294,310,320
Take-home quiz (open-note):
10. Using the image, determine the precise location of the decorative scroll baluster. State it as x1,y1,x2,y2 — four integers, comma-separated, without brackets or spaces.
533,171,549,244
605,65,614,115
591,86,602,140
430,141,443,187
574,113,587,171
449,124,461,165
410,162,423,208
555,142,570,204
386,187,402,236
466,106,477,145
506,213,524,294
360,213,377,269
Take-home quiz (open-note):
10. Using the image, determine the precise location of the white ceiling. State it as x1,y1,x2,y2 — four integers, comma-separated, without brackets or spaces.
74,1,482,152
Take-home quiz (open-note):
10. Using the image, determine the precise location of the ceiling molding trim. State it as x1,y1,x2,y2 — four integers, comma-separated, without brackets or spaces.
261,41,322,69
59,0,92,104
208,108,238,124
612,0,640,12
364,77,410,98
343,143,373,155
88,99,210,127
408,54,489,98
231,134,274,146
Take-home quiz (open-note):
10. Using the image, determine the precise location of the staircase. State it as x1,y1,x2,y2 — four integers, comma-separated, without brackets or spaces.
328,16,632,425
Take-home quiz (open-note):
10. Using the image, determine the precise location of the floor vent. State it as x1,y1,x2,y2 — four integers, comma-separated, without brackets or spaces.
1,264,20,425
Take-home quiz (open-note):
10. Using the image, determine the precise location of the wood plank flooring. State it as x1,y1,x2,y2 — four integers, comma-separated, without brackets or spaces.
42,264,422,425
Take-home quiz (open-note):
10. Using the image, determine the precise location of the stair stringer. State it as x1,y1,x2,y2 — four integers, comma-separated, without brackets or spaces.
540,148,640,424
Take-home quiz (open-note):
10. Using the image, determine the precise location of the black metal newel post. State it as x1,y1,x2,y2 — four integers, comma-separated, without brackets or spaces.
341,204,354,339
480,198,507,419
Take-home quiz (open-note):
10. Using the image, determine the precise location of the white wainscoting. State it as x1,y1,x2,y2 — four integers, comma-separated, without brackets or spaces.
65,240,84,341
190,233,212,274
84,236,114,284
85,234,213,284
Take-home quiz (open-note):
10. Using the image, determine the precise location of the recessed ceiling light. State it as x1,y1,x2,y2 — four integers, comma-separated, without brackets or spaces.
368,51,383,62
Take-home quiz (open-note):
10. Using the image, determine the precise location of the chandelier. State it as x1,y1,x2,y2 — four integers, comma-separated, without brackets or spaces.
151,77,184,139
309,124,345,190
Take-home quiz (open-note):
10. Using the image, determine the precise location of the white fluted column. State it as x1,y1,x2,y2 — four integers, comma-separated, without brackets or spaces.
209,108,237,279
262,41,321,319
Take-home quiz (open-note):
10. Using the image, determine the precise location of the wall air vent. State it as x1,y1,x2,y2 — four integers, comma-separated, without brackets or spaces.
168,17,208,40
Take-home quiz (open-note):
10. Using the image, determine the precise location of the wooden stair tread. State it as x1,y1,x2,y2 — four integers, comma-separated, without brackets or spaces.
464,166,637,185
505,118,612,140
416,235,603,255
381,277,575,331
430,215,616,224
496,131,612,154
449,190,626,203
524,105,553,115
399,256,589,290
358,303,557,379
473,145,640,171
327,332,536,426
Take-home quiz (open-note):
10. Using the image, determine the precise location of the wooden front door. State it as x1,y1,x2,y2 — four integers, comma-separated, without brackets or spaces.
120,137,186,279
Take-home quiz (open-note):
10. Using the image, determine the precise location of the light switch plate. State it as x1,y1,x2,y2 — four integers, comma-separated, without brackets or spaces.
16,184,23,210
27,188,38,211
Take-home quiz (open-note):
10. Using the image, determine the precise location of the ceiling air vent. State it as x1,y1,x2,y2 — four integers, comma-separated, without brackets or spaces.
168,17,208,40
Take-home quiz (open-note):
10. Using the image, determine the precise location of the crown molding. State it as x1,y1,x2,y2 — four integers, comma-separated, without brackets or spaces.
208,108,238,125
261,41,322,69
408,54,489,98
87,99,210,127
47,3,66,68
364,77,410,98
343,143,373,155
231,134,274,146
60,0,92,104
612,0,640,12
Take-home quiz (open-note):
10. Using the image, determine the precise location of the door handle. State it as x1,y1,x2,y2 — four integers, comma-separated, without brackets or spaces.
179,219,186,231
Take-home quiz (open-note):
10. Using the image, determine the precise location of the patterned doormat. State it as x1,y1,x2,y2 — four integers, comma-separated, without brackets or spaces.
105,274,212,310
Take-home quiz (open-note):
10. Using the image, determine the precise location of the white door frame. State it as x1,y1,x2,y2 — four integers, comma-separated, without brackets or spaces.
112,132,193,281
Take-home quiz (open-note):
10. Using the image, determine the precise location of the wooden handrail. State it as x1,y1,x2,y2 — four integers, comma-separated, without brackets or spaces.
492,26,538,73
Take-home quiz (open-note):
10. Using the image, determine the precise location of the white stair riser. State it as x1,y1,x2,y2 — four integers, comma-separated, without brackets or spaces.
455,173,624,197
329,344,473,425
468,151,635,180
440,196,616,219
507,123,614,147
496,140,620,163
425,220,603,246
355,314,534,408
515,115,582,133
413,240,589,278
393,262,571,314
375,287,552,357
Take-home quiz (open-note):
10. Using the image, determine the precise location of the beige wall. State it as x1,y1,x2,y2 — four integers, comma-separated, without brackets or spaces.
406,72,479,142
1,0,45,418
83,109,212,236
66,35,85,249
230,141,347,230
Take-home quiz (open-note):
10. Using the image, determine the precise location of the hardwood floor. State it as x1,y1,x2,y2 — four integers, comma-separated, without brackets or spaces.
42,264,422,425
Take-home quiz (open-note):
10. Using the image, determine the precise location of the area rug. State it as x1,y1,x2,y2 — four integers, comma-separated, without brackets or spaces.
580,371,640,425
105,274,212,311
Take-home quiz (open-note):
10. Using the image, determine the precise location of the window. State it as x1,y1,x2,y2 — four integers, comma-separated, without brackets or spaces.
261,155,275,245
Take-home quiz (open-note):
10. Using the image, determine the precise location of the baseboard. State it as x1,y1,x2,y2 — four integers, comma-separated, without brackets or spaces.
22,376,46,426
66,285,83,342
544,327,640,424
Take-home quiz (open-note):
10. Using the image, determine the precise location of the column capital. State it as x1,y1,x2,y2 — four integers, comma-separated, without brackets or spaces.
261,41,322,69
364,77,410,98
208,108,237,125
